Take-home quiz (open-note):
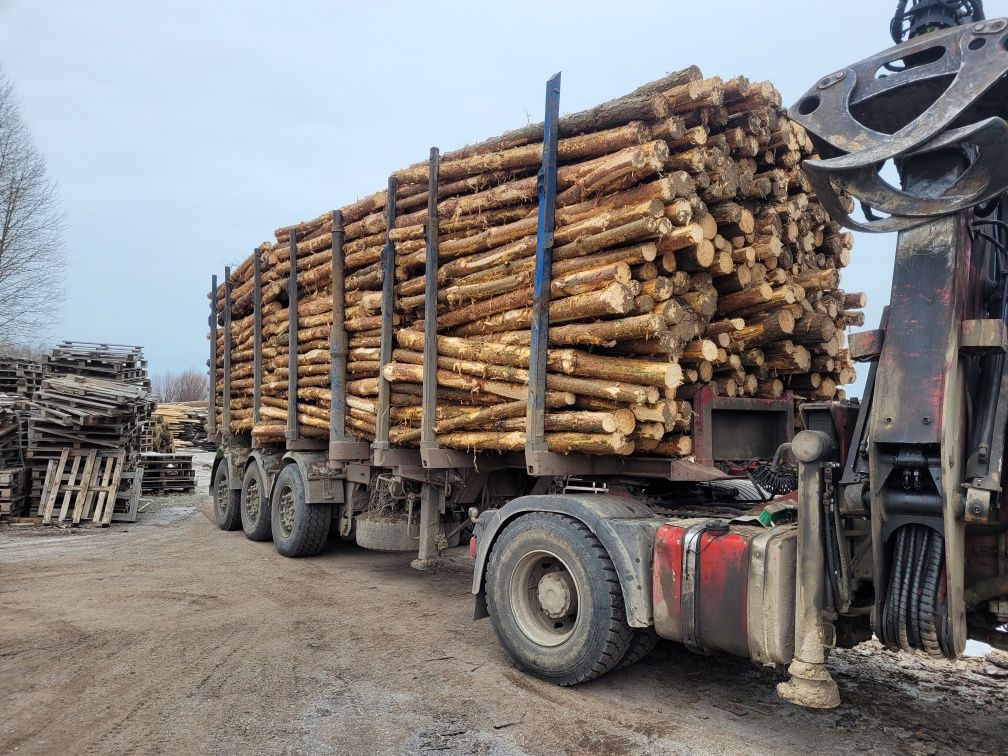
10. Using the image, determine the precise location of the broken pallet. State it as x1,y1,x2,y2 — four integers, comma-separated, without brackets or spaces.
39,449,125,526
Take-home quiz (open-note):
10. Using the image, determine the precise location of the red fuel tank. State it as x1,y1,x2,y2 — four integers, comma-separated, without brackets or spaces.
652,518,797,666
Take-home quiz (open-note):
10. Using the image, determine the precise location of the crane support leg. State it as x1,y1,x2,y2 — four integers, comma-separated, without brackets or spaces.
778,430,841,709
412,482,444,571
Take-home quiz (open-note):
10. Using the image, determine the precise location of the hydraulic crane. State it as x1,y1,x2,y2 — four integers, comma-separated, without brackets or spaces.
778,0,1008,706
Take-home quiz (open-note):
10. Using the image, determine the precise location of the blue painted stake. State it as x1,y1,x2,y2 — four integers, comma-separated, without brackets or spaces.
526,72,561,463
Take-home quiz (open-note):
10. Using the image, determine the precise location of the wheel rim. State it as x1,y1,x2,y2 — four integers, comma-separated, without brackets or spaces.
215,471,229,518
509,549,580,647
278,486,295,538
246,477,260,521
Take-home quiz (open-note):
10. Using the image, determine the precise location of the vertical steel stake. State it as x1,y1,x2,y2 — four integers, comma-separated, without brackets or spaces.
208,274,218,440
374,176,398,452
421,147,440,460
525,72,561,468
330,210,349,447
286,230,299,443
252,247,263,429
223,266,233,442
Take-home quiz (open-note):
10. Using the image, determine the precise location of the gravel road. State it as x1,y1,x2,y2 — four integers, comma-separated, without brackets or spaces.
1,452,1006,755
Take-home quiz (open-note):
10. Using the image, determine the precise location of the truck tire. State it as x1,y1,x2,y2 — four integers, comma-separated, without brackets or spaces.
240,462,272,541
618,628,658,669
485,512,633,686
270,464,330,557
212,461,241,531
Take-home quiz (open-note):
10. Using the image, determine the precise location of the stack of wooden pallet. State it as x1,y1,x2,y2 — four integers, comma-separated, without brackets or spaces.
212,67,862,457
0,398,24,466
0,467,26,517
140,452,195,493
44,342,152,391
28,375,150,520
140,413,174,453
0,395,30,515
152,403,210,449
0,357,43,398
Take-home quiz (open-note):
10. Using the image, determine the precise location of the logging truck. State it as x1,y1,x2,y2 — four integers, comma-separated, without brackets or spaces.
207,2,1008,709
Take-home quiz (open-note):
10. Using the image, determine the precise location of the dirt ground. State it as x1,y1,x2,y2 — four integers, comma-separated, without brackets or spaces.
1,452,1006,755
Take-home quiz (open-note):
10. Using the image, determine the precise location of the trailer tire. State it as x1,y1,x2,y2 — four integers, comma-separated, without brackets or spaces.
618,628,658,669
270,465,330,558
485,512,632,686
212,461,241,531
240,462,272,541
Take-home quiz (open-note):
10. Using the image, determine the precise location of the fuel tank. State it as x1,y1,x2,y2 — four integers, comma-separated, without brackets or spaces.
652,518,797,666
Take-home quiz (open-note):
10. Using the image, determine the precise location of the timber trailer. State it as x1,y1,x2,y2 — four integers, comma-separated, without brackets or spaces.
208,1,1008,707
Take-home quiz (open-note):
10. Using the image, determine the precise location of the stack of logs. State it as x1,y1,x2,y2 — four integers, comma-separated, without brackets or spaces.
212,66,863,458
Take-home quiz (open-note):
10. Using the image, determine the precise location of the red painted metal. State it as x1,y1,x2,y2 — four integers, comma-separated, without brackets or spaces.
652,522,750,657
469,535,477,559
652,525,684,642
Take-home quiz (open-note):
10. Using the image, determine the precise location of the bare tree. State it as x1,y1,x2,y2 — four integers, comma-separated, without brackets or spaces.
153,369,209,403
0,68,66,345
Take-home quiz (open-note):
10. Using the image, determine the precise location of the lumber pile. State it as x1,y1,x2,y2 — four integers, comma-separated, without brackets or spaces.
140,452,195,494
153,403,210,449
212,67,861,458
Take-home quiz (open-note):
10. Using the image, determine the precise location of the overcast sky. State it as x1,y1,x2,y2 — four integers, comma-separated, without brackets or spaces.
0,0,970,393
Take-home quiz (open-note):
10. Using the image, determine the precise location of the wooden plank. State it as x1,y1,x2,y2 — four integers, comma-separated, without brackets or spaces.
91,455,115,525
102,452,125,526
40,449,70,525
56,452,83,524
71,450,99,524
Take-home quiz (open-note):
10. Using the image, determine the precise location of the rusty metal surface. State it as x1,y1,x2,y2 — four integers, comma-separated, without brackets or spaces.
789,19,1008,232
691,386,794,468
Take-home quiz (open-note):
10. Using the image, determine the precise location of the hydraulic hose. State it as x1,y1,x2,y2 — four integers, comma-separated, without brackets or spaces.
918,528,946,657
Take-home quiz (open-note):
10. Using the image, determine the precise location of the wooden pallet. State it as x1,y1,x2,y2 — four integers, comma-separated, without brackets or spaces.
139,452,195,493
0,467,26,515
39,449,125,526
113,469,144,523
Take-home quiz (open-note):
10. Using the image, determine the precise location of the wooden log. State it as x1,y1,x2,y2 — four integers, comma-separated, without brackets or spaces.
438,431,633,455
452,282,635,335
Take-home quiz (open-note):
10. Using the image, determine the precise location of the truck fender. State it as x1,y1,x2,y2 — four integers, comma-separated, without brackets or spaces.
209,451,226,497
210,444,250,492
471,494,663,629
243,450,284,491
280,451,343,506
